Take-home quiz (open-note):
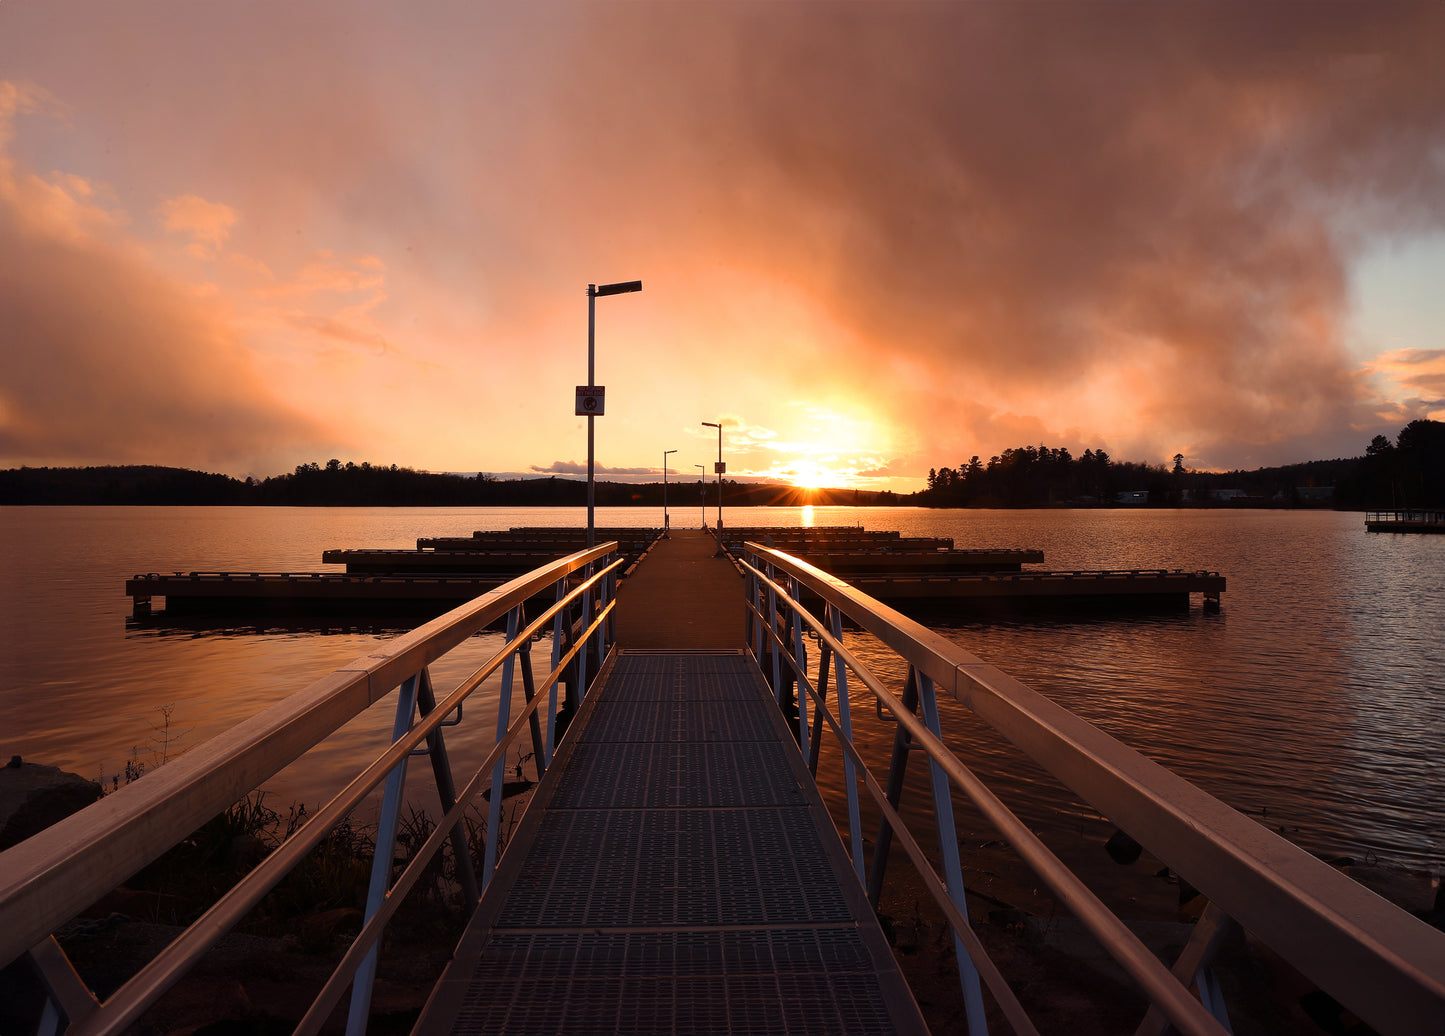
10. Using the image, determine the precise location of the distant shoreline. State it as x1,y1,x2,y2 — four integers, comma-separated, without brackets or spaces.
0,456,1421,508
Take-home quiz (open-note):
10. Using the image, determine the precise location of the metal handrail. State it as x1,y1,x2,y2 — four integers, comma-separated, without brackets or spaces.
0,543,622,1035
742,543,1445,1036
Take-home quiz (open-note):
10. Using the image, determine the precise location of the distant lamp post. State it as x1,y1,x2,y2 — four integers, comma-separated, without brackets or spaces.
694,464,705,528
662,449,677,538
581,279,642,548
701,421,724,541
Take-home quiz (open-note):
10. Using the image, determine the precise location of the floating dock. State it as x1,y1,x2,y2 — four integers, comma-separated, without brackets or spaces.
845,567,1224,608
417,528,660,552
1365,509,1445,533
321,550,582,574
126,525,1224,617
125,571,511,616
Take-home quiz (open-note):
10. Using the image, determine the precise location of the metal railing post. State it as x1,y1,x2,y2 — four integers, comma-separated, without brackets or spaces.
790,575,809,757
547,579,564,765
918,670,988,1034
578,568,592,702
592,555,608,663
767,563,781,699
518,642,547,784
415,669,479,908
346,671,421,1036
483,606,522,885
828,604,866,887
28,936,98,1036
868,666,919,908
745,560,757,653
807,637,830,777
757,560,768,658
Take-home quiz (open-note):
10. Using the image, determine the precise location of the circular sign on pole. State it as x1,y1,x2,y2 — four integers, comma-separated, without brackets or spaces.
576,386,605,416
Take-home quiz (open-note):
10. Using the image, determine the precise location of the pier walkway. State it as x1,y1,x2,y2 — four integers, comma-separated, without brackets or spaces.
415,649,925,1035
415,530,924,1033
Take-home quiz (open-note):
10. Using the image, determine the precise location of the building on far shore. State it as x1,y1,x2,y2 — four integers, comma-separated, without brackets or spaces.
1294,486,1335,503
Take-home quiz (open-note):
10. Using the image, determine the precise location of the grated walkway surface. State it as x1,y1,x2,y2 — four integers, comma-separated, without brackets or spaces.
414,650,927,1035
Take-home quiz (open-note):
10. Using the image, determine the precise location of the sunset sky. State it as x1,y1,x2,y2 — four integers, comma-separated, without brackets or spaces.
2,2,1443,492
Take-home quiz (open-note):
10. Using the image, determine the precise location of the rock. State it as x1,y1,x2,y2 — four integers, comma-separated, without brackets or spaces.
0,761,103,851
1104,828,1143,866
894,919,920,953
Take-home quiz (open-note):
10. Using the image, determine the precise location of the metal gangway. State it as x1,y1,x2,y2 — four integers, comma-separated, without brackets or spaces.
1,537,1442,1035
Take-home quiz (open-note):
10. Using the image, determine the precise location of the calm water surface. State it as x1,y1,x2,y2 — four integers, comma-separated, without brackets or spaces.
0,505,1440,874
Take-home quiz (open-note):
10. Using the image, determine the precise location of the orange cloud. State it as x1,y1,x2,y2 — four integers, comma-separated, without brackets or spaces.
541,3,1445,469
156,193,237,258
0,81,342,472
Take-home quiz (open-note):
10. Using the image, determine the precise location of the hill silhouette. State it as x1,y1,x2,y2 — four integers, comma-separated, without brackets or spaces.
0,460,897,507
5,422,1440,508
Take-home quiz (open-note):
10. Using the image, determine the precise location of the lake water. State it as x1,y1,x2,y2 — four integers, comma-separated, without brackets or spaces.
0,505,1441,877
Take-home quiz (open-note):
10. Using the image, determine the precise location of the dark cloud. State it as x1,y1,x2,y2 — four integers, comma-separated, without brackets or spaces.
547,2,1445,467
531,461,655,476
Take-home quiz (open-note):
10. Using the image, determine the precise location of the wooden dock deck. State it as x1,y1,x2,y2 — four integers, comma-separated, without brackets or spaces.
414,530,926,1034
124,525,1224,618
846,567,1225,607
124,571,511,616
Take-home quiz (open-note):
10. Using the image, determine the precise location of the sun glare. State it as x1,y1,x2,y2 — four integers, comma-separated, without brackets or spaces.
789,460,832,490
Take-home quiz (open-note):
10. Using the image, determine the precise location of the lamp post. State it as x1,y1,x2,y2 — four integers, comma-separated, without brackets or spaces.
662,449,676,538
582,280,642,548
694,464,705,528
701,421,723,541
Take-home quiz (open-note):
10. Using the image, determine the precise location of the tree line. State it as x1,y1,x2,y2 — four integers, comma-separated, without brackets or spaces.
923,446,1148,507
1336,419,1445,510
918,420,1444,509
0,460,901,507
4,421,1440,508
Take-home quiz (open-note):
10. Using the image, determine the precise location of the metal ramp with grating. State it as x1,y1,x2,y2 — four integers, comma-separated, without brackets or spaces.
414,649,928,1035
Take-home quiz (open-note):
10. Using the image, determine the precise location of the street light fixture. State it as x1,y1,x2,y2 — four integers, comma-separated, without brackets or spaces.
662,449,677,538
701,421,723,541
581,280,642,548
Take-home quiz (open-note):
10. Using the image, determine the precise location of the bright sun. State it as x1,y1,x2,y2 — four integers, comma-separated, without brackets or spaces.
789,461,831,490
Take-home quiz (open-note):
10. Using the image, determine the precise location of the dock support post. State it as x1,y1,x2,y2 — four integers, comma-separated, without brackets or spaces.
868,667,919,909
415,669,480,908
